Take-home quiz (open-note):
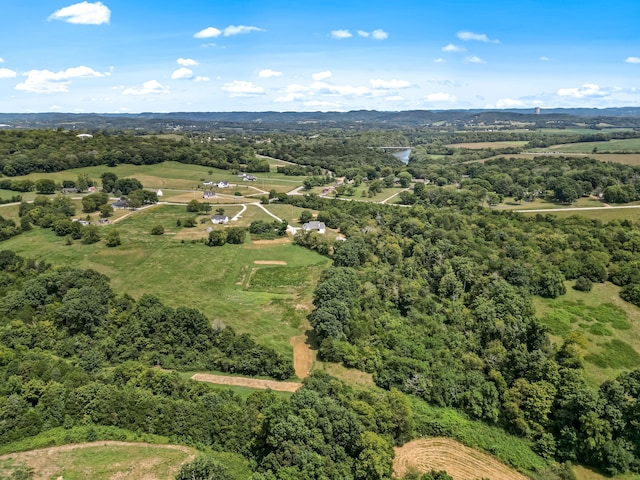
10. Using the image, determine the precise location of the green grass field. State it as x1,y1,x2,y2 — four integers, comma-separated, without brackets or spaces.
541,138,640,154
534,282,640,386
0,204,330,358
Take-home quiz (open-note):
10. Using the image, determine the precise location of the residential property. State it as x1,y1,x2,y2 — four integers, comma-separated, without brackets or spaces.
211,215,230,225
61,188,79,194
302,221,326,234
203,191,216,199
111,199,129,209
216,181,229,188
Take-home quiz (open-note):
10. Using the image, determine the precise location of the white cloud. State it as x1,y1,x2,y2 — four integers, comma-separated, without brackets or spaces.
122,80,170,95
309,81,371,96
466,56,486,64
177,58,198,67
457,31,499,43
331,29,352,39
0,58,4,63
0,68,17,79
626,57,640,64
385,95,403,101
434,58,446,63
370,79,411,89
496,98,524,108
258,69,282,78
312,71,332,81
424,92,456,102
357,30,369,38
194,27,222,39
224,25,263,36
303,100,342,109
371,29,388,40
557,83,608,98
194,76,210,82
48,1,110,25
221,80,264,97
540,56,550,61
442,43,465,52
171,67,193,80
16,66,107,93
275,92,305,103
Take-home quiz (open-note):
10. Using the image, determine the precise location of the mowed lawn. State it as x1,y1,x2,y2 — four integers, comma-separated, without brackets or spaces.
534,282,640,387
0,204,331,358
8,160,306,194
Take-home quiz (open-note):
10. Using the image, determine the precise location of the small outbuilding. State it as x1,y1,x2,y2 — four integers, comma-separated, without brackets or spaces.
302,221,326,234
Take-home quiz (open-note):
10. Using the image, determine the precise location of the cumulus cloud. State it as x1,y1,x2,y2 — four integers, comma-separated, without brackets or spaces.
303,100,342,109
0,68,17,79
331,29,352,39
194,25,263,38
457,31,498,43
466,56,486,63
16,66,107,93
442,43,465,52
49,1,111,25
258,69,282,78
122,80,169,95
224,25,263,36
194,27,222,38
221,80,264,97
194,76,210,82
0,58,3,63
557,83,608,98
357,30,369,38
309,81,371,97
177,58,198,67
274,92,305,103
496,98,524,108
171,67,193,80
370,79,411,89
312,71,332,81
371,29,388,40
626,57,640,64
424,92,456,102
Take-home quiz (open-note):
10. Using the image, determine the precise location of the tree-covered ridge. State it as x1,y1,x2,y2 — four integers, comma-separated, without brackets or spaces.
0,251,293,379
0,130,263,176
300,200,640,475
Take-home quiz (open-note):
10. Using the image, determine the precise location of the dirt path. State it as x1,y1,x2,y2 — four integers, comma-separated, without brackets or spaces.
393,438,529,480
191,373,302,392
290,334,315,379
0,441,195,480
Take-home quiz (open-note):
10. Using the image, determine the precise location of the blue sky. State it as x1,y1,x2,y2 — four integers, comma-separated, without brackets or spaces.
1,0,640,113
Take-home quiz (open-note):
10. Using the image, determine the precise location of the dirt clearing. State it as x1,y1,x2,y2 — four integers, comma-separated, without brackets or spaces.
393,438,529,480
0,441,195,480
254,260,287,265
290,334,315,378
192,373,302,392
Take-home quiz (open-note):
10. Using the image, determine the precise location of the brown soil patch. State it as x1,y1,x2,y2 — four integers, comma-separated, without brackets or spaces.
393,438,529,480
248,237,291,247
290,335,315,378
254,260,287,265
0,441,195,480
315,362,375,387
192,373,302,392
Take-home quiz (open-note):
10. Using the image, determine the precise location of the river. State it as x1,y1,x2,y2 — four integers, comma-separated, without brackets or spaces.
391,148,412,164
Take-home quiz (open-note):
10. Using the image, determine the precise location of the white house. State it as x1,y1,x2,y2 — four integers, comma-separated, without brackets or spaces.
211,215,230,225
302,221,326,234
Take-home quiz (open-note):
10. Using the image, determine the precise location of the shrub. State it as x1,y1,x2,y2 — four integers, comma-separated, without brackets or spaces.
150,225,164,235
573,277,593,292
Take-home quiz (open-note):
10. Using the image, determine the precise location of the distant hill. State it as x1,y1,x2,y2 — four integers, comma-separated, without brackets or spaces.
2,108,640,132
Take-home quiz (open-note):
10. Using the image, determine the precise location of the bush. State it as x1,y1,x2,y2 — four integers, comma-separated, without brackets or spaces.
573,277,593,292
150,225,164,235
175,456,232,480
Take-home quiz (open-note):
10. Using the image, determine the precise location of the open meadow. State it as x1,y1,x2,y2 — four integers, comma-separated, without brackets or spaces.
0,203,330,359
534,282,640,387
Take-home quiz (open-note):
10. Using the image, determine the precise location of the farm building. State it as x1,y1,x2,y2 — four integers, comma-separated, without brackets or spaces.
302,221,326,234
211,215,230,224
